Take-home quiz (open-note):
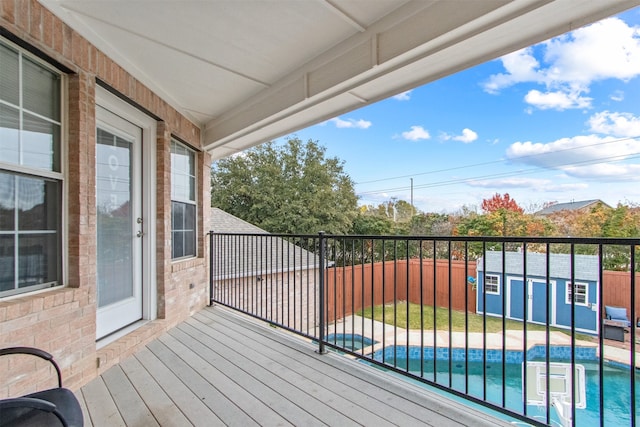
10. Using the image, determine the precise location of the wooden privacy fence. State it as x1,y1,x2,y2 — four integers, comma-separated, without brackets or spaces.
602,270,640,320
326,259,640,324
326,259,477,322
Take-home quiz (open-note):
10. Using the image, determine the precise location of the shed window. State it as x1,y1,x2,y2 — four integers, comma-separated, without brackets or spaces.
0,39,63,297
484,274,500,295
566,282,588,306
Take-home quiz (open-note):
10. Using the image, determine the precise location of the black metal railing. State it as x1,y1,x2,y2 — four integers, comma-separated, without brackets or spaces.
210,231,640,427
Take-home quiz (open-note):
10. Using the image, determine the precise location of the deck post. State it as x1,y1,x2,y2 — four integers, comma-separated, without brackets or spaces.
317,231,327,354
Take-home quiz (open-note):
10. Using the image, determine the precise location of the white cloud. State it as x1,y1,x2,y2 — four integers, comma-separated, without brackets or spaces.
401,125,430,141
483,17,640,110
610,90,624,102
588,111,640,137
393,90,412,101
443,128,478,143
505,132,640,180
467,177,547,188
483,48,542,94
524,89,592,110
563,163,640,180
330,117,372,129
453,128,478,143
543,17,640,84
467,177,588,192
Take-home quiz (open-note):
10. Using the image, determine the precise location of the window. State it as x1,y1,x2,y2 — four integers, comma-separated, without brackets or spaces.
484,274,500,294
0,39,62,297
566,282,588,306
171,139,196,259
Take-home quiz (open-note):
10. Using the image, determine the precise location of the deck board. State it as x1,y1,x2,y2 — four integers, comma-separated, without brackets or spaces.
81,306,513,426
146,339,259,426
118,355,192,426
74,388,93,427
101,365,160,427
198,309,456,424
190,311,419,426
162,328,314,427
175,320,361,426
156,333,292,426
81,376,126,426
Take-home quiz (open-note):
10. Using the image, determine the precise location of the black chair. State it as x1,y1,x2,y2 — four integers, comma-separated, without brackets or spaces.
0,347,84,427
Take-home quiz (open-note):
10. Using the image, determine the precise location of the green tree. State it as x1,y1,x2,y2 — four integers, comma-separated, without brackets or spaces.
394,199,415,222
351,213,393,235
454,194,555,257
408,212,451,236
211,137,358,234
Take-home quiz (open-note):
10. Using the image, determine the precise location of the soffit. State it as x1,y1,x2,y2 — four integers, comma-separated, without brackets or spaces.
38,0,640,159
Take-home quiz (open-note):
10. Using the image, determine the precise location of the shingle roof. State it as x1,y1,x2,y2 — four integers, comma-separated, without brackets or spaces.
210,208,322,279
211,208,269,234
477,251,599,281
534,199,610,215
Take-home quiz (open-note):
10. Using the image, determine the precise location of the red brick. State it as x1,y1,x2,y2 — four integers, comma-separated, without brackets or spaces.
1,2,207,394
42,7,53,47
16,0,28,31
28,0,40,39
1,1,16,24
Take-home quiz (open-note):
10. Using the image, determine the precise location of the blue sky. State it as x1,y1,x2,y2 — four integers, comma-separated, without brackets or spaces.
279,7,640,214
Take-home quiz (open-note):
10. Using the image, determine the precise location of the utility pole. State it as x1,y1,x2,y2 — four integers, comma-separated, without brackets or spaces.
410,178,414,216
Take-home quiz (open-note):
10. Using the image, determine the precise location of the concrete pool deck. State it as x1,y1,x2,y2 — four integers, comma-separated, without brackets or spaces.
327,315,639,367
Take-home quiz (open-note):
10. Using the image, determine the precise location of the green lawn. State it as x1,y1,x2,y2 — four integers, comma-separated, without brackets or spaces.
359,301,592,339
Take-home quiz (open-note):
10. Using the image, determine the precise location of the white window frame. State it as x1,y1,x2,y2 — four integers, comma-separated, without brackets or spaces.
0,37,66,298
566,282,588,306
170,139,197,260
484,274,500,295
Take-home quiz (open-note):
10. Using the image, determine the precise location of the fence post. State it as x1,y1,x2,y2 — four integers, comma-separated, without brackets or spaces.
317,231,327,354
209,231,214,306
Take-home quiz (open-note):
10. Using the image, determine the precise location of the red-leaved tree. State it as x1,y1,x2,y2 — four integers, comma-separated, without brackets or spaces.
481,193,524,214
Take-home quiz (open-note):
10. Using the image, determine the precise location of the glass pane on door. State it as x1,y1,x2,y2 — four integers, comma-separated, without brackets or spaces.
96,128,133,307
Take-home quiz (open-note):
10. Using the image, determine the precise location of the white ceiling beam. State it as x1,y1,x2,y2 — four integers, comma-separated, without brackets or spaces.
204,0,640,159
321,0,367,32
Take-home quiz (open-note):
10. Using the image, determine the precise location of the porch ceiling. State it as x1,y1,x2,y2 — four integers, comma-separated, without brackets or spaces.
40,0,640,160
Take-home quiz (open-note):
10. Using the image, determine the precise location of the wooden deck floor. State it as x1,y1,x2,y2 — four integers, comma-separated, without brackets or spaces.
77,306,512,426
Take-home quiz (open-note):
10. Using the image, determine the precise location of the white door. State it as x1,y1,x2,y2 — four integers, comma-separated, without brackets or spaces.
95,105,143,339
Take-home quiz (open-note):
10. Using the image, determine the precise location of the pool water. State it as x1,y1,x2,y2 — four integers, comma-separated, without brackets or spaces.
326,333,377,351
381,350,639,426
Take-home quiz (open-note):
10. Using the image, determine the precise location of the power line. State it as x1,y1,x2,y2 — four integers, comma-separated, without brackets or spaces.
357,149,640,196
355,135,640,185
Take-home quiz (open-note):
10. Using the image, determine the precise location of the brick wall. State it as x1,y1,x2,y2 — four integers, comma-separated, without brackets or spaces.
0,0,211,396
214,269,319,335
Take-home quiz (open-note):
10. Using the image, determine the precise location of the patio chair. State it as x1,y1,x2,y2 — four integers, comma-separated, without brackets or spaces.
604,305,631,327
0,347,84,427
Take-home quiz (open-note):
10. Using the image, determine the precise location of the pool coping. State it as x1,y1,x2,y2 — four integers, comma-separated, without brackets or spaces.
328,315,639,368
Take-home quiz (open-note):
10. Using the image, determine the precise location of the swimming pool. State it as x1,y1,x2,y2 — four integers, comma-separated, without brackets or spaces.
326,333,378,351
373,346,639,426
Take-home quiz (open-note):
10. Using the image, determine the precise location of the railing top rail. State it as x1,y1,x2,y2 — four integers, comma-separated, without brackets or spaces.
209,231,320,239
209,231,640,245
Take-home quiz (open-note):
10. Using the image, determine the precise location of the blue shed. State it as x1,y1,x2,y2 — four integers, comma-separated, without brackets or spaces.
476,251,599,334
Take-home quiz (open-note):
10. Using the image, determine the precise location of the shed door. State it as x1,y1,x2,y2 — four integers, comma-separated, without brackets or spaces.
529,280,556,326
508,278,525,320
